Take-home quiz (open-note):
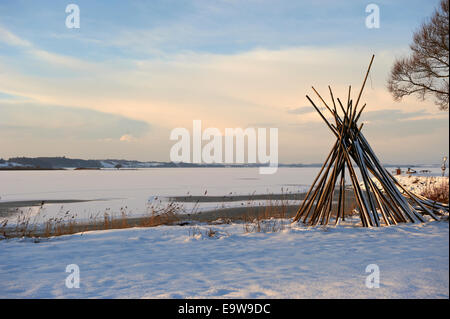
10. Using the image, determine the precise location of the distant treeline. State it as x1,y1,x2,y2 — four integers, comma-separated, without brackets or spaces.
1,156,323,169
7,157,102,168
0,157,425,170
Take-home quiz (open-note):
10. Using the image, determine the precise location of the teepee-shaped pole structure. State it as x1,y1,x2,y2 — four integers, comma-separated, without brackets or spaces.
293,55,448,227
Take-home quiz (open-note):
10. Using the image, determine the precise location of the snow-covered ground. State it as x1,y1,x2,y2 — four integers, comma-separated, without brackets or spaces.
0,219,448,298
390,175,448,195
359,174,449,196
1,166,448,299
0,161,27,168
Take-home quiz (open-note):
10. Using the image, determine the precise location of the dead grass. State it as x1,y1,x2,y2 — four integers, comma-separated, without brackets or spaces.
0,187,358,239
241,193,290,233
421,179,449,204
0,201,184,240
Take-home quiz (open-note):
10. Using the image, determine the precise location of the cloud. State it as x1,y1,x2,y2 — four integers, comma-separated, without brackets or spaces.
119,134,136,142
0,26,32,47
0,102,151,140
287,106,314,115
48,0,435,57
286,106,327,115
0,25,97,71
0,24,447,163
1,42,396,130
360,109,449,124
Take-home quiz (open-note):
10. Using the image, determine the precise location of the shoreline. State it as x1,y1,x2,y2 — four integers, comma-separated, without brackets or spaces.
0,190,358,238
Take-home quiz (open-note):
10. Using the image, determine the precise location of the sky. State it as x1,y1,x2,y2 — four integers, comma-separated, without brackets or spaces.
0,0,448,164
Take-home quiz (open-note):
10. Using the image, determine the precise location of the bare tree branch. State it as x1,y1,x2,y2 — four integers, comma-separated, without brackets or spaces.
388,0,449,110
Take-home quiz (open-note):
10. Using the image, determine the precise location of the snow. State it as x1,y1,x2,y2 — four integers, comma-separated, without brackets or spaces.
100,161,116,168
1,166,448,298
0,219,448,298
359,174,449,197
99,161,163,168
0,161,25,168
391,175,448,195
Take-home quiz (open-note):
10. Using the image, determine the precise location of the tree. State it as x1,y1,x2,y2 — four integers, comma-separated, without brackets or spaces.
387,0,449,110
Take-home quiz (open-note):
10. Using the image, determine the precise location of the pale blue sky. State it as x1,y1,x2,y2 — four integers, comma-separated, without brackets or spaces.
0,0,448,163
0,0,441,58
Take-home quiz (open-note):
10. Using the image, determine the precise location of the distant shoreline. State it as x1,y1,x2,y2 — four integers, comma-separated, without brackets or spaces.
0,190,357,220
1,156,435,170
0,199,103,218
0,167,65,171
0,165,438,171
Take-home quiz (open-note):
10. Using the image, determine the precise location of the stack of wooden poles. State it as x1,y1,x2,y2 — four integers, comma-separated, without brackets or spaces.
293,55,449,227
